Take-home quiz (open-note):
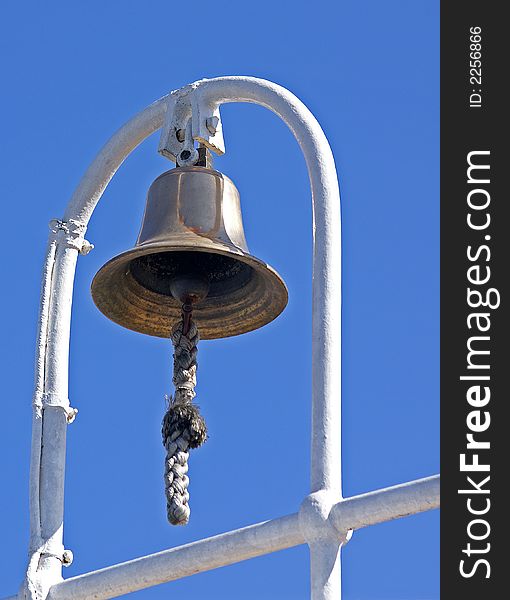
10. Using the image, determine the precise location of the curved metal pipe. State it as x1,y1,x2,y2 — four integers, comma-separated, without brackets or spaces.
27,77,342,599
26,95,171,597
64,76,342,497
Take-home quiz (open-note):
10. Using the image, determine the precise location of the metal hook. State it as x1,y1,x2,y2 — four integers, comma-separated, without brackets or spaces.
181,302,193,336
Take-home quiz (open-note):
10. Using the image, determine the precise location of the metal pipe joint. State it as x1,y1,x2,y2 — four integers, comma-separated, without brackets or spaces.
299,490,352,546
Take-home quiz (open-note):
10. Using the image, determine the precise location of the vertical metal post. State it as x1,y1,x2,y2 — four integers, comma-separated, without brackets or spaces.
304,87,342,599
310,542,342,599
172,77,344,599
36,243,80,589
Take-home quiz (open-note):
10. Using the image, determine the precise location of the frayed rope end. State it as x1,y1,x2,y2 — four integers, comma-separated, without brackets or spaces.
162,401,207,449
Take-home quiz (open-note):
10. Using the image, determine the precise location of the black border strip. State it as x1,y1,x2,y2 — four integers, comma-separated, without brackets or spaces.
441,2,506,596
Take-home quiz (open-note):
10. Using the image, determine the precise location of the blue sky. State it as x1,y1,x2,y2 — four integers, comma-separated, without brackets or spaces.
0,1,439,598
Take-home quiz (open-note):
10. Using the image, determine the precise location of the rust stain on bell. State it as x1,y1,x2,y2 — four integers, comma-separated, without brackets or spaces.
91,166,288,339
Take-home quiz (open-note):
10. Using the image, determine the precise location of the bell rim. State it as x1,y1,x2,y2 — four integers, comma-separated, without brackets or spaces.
91,240,288,340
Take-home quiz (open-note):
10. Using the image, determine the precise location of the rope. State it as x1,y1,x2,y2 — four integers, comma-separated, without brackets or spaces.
162,319,207,525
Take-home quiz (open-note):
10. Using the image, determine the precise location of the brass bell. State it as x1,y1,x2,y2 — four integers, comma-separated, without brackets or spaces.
91,166,288,339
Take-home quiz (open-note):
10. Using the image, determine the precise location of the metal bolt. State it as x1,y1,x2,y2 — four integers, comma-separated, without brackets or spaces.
62,549,74,567
80,240,94,256
66,407,79,424
180,150,191,161
206,116,220,135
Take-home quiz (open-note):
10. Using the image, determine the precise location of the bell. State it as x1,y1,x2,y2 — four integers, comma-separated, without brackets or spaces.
91,166,288,339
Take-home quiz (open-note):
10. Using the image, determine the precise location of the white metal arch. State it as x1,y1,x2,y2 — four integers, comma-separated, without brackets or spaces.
6,77,439,600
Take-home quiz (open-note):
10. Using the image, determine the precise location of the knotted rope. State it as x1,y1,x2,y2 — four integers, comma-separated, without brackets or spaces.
162,319,207,525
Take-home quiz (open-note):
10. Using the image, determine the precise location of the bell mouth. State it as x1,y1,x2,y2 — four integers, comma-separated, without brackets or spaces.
91,242,288,340
129,251,254,299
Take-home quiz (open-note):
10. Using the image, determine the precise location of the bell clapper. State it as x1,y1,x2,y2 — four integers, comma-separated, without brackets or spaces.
181,301,193,336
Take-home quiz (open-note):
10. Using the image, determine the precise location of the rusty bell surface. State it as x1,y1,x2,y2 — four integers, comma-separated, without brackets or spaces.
91,166,288,339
